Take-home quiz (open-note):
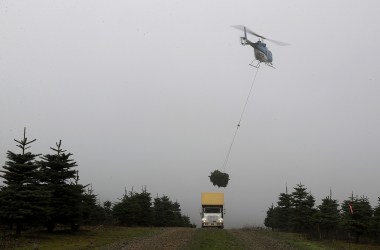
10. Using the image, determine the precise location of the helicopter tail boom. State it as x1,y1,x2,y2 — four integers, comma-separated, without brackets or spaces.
240,26,248,46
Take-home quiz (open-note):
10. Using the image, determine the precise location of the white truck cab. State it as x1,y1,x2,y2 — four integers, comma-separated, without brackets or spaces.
201,192,224,229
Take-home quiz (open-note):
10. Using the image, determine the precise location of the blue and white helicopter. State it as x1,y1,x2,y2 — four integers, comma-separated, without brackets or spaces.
233,25,289,68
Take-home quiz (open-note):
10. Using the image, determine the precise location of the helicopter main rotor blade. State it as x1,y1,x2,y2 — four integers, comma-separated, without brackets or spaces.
232,25,290,46
265,37,290,46
232,25,266,39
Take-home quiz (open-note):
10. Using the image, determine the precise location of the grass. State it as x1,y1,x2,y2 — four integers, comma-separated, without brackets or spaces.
1,226,162,250
3,226,380,250
267,231,380,250
184,228,246,250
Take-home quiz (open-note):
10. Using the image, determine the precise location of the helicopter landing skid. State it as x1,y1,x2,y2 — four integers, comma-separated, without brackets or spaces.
249,60,261,68
265,63,275,69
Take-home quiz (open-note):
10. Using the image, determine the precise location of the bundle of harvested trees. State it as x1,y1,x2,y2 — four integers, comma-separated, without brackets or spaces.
209,170,230,188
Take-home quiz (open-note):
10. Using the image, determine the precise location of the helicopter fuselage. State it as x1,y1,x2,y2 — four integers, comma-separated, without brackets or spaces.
246,40,273,63
234,25,288,68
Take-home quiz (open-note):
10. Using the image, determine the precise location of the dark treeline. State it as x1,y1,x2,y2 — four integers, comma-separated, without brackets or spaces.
0,129,194,236
264,183,380,244
112,188,194,227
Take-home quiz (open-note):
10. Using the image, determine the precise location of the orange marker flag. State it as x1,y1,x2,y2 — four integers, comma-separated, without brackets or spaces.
349,203,354,214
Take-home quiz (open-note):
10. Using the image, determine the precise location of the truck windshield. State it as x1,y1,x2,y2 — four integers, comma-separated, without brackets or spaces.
204,207,221,213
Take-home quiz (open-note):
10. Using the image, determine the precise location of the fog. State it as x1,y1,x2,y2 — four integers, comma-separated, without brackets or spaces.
1,0,380,228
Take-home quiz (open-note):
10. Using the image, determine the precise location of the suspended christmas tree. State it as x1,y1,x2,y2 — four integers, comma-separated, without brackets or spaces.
209,170,230,188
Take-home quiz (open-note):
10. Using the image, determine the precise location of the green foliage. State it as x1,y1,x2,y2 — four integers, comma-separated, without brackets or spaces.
315,196,340,233
1,128,194,235
153,195,172,226
209,170,229,188
264,204,277,230
371,197,380,241
113,188,153,226
290,183,316,232
102,200,114,225
112,188,192,227
341,195,373,243
39,140,85,231
264,184,316,233
39,142,77,185
265,184,380,244
0,129,47,236
153,195,191,227
276,192,292,231
81,186,106,225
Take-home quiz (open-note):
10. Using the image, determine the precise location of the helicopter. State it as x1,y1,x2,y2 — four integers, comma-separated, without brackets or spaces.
233,25,289,68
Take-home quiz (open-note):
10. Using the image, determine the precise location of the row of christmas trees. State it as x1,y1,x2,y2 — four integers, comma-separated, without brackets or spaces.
264,183,380,243
0,128,194,236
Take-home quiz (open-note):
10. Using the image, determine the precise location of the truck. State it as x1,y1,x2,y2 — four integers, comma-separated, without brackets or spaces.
201,192,224,229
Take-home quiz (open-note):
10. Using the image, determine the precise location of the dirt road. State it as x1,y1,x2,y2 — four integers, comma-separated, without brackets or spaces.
122,227,196,250
230,229,295,250
101,227,294,250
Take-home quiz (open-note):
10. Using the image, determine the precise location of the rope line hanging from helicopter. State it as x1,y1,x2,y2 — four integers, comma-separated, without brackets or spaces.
221,66,260,172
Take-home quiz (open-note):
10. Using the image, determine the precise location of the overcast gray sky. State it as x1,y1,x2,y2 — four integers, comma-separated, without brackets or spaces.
1,0,380,228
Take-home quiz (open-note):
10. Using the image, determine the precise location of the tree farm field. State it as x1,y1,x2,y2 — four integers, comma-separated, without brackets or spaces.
2,227,380,250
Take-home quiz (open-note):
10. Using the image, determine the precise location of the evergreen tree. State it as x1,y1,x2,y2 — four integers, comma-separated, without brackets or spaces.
341,195,373,243
314,196,340,239
112,188,192,227
103,200,113,225
290,183,316,232
0,128,46,236
153,195,174,226
371,197,380,241
81,185,105,225
265,185,292,231
153,195,191,227
112,196,129,226
181,214,195,227
112,188,153,226
39,140,85,231
137,190,154,226
264,203,278,231
172,201,183,226
276,191,292,231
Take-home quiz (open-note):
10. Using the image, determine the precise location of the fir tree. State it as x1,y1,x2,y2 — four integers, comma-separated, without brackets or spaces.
276,190,292,231
290,183,316,232
0,128,46,236
112,187,153,226
371,197,380,241
264,203,278,231
81,185,105,225
103,200,113,225
153,195,191,227
112,188,193,227
153,195,174,226
39,140,85,231
137,189,154,226
314,196,340,239
341,195,373,243
172,201,183,226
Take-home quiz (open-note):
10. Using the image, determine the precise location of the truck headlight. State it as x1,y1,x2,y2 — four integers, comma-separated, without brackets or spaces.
202,218,207,223
218,218,224,223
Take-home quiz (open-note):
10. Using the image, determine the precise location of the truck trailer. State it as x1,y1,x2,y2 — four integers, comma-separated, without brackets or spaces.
201,192,224,229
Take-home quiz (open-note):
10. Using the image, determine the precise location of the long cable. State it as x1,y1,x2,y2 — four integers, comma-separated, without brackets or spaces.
222,67,260,171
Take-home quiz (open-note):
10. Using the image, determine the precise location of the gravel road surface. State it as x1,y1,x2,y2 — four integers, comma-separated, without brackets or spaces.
99,227,294,250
